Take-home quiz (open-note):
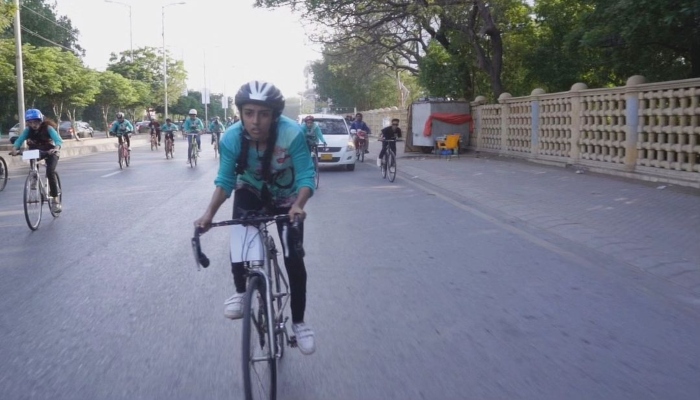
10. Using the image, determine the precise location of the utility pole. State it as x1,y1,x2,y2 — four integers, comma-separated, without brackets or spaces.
14,0,25,131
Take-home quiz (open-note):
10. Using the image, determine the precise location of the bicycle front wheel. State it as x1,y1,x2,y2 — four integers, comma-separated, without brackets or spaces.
118,146,123,169
49,173,62,218
125,148,130,167
381,156,387,179
242,276,277,400
23,172,42,230
0,156,7,191
388,153,397,182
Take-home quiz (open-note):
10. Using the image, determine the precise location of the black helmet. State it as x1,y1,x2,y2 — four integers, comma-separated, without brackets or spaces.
235,81,285,116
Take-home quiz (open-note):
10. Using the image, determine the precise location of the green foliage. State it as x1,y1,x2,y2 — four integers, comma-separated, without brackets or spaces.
0,2,14,32
1,0,83,55
418,41,472,99
107,47,188,109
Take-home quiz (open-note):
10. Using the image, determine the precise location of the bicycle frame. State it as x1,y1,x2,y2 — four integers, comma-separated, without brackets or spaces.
191,215,302,349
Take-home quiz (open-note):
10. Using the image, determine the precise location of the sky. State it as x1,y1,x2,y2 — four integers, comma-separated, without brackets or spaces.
52,0,321,98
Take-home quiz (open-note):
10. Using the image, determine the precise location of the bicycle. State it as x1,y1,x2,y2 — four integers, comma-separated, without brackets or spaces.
308,143,320,189
150,132,159,151
13,149,62,231
212,132,220,158
164,133,174,159
0,155,7,192
192,214,303,400
354,131,367,163
379,139,397,182
117,135,131,169
187,132,199,168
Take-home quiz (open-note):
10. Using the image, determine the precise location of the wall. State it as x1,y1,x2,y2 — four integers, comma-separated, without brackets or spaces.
470,76,700,188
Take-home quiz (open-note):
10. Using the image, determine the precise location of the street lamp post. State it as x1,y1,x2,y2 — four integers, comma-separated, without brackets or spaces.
104,0,133,62
162,2,186,120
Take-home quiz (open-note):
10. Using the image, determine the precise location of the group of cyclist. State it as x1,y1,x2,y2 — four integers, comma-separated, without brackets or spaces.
8,80,404,358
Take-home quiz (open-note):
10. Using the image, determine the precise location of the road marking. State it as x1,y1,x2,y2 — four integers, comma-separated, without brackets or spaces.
101,171,121,178
0,210,24,217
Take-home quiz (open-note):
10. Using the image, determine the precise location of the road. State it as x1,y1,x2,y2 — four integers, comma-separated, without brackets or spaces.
1,138,699,400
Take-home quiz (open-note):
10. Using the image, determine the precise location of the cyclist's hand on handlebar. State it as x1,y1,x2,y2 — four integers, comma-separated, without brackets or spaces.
194,214,213,233
288,204,306,223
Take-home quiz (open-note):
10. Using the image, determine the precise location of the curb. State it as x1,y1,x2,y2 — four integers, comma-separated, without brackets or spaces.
1,137,150,171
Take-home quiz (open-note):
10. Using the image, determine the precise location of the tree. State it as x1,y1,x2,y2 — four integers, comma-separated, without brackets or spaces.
93,71,139,135
1,0,83,55
107,47,187,110
39,47,95,121
256,0,511,97
0,2,14,31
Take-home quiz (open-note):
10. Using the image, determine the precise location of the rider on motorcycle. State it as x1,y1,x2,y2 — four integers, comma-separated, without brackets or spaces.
350,113,371,154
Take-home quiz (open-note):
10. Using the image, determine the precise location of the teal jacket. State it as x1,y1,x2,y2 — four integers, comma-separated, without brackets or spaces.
13,126,63,149
161,123,178,132
183,117,204,133
215,115,315,208
109,120,134,135
209,120,225,133
301,122,326,145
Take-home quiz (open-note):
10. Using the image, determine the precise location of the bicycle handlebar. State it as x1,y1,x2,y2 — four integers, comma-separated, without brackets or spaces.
191,214,303,270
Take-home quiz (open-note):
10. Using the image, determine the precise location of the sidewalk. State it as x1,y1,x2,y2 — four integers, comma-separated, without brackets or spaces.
366,138,700,294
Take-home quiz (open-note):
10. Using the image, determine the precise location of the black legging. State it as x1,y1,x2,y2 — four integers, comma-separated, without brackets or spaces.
43,152,60,198
117,134,130,148
230,188,308,323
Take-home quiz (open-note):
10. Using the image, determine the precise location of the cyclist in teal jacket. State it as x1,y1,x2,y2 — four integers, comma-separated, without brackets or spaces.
194,80,317,355
301,115,326,150
209,116,225,146
183,109,204,164
109,112,134,150
10,109,63,213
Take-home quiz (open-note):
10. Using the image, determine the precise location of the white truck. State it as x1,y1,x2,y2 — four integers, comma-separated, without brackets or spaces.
409,99,471,154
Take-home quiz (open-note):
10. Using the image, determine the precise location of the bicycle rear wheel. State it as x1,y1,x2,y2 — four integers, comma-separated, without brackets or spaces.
388,152,397,182
49,173,62,218
242,276,277,400
23,172,42,231
0,156,7,191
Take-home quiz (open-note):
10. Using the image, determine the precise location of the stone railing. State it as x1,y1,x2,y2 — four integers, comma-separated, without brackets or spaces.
356,107,409,135
471,76,700,188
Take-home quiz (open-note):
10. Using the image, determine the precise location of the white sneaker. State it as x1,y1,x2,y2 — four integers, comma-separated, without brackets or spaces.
51,199,62,214
224,293,244,319
292,323,316,355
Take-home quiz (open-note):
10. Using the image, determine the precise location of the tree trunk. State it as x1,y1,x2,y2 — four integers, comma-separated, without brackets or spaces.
101,105,110,137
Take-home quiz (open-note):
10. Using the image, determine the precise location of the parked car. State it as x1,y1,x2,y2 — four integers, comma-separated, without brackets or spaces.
74,121,94,138
8,123,20,141
135,121,151,134
298,113,356,171
58,121,77,139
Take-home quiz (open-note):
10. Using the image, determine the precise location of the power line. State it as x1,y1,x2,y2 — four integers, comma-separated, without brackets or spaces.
20,25,78,54
20,4,75,36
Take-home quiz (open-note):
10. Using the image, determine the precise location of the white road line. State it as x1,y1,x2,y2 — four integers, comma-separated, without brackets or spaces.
101,171,121,178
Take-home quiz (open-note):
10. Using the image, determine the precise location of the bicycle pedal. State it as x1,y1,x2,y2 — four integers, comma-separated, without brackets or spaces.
288,335,298,348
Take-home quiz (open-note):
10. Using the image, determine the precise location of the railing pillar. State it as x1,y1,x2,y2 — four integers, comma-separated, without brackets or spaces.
498,92,512,154
530,88,545,156
569,82,588,163
471,95,487,151
624,75,647,171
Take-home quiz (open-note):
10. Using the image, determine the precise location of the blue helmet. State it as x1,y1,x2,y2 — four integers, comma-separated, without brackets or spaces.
25,109,44,122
